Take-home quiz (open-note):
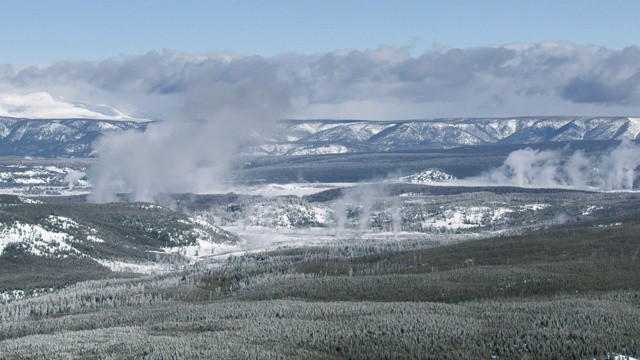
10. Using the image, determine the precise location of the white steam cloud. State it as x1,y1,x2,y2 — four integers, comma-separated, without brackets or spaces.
86,55,293,202
87,121,231,202
331,184,403,238
64,170,86,190
465,140,640,190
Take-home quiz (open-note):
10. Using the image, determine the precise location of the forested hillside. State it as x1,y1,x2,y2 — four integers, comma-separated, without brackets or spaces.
0,195,237,292
1,215,639,359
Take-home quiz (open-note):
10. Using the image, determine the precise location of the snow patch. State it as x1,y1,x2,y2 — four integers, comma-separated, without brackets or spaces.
289,144,349,155
582,205,604,215
399,169,456,183
421,206,513,230
519,204,550,211
96,259,170,274
0,221,80,257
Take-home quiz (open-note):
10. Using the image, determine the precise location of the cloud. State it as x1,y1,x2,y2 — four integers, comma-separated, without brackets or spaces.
561,46,640,105
2,42,640,120
84,54,296,202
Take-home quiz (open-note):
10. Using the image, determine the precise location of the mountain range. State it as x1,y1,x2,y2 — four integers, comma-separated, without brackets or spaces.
1,116,639,158
245,117,640,155
0,117,147,157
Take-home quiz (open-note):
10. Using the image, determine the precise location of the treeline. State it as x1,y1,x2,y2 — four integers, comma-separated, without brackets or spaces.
1,292,638,358
232,149,506,183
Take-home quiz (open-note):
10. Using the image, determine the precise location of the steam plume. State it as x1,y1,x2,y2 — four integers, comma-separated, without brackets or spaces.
87,56,292,203
64,170,85,190
330,184,402,237
467,140,640,190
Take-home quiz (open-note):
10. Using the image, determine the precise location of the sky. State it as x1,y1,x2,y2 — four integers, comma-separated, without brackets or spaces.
1,0,640,120
2,0,640,63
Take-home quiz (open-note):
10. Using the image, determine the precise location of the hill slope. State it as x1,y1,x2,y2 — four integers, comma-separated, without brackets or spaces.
0,195,237,292
244,117,640,155
0,117,148,157
1,116,639,158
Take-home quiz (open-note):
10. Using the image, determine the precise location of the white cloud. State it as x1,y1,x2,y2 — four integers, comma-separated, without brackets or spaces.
2,43,640,120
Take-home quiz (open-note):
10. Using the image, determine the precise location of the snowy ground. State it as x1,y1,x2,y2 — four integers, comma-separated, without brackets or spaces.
0,186,90,196
1,177,635,274
208,182,355,197
0,181,351,199
95,260,170,274
92,226,446,274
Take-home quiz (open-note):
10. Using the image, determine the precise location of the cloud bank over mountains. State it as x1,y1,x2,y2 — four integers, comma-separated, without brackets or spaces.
1,42,640,120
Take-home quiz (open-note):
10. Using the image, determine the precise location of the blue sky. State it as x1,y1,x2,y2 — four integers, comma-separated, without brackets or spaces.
2,0,639,63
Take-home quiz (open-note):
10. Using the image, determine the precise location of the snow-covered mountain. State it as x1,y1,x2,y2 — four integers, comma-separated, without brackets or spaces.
244,117,640,155
0,92,145,121
1,116,639,158
0,117,148,157
0,92,151,157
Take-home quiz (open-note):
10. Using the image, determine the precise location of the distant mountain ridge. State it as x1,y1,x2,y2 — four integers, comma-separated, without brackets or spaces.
0,117,148,157
0,92,148,121
1,116,639,158
243,117,640,155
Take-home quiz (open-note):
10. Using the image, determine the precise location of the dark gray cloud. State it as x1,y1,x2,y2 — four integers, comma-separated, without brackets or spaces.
386,47,516,103
561,46,640,105
392,47,516,82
